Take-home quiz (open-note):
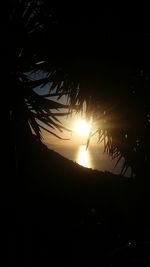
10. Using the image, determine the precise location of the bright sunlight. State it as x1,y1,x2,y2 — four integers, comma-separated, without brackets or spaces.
74,119,91,137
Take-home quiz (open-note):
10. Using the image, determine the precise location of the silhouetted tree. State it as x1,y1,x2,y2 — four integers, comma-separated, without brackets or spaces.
4,0,73,177
5,1,150,178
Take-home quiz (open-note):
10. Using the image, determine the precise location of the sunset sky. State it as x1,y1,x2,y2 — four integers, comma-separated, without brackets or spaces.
32,73,131,176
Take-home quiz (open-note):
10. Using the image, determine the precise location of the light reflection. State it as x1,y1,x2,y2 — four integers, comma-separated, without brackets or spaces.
76,145,91,168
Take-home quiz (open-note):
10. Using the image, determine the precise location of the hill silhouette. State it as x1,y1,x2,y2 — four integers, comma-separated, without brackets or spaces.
4,136,149,266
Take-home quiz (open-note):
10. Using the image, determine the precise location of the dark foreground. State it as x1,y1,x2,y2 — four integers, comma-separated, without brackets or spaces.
2,138,150,266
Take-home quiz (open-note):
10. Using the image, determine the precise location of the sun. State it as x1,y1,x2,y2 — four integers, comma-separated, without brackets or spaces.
74,119,91,137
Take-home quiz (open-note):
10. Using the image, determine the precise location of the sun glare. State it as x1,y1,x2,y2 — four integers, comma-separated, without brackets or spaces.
74,119,91,137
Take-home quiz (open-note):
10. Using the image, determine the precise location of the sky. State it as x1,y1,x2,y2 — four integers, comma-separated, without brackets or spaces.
28,70,132,176
30,65,132,176
40,102,132,177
